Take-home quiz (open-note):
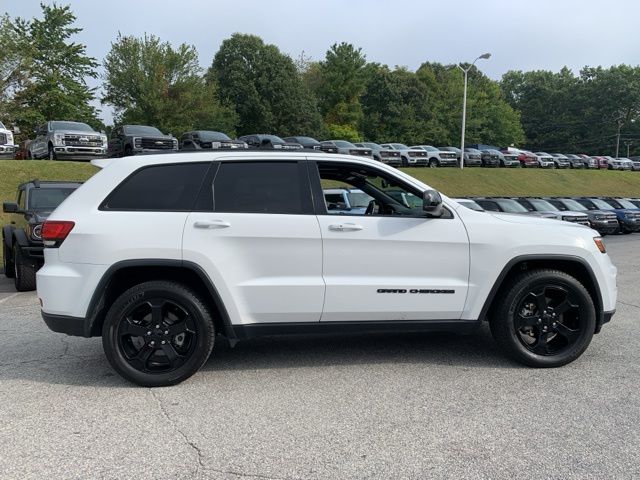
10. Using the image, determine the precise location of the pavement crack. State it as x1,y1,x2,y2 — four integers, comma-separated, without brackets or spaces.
617,300,640,309
203,467,300,480
149,389,205,476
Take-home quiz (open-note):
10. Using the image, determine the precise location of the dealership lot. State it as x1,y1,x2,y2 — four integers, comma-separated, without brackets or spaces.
0,235,638,479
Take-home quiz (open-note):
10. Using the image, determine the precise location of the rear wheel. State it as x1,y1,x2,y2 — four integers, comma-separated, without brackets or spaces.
102,281,215,387
13,245,36,291
3,239,15,278
490,269,595,368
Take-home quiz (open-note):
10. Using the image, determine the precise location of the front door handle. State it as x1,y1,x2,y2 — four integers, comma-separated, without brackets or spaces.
194,220,231,229
329,223,363,232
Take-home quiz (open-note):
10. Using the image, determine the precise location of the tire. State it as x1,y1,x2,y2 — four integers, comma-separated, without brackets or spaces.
489,269,595,368
401,156,409,167
13,245,36,291
428,159,438,168
26,150,32,160
3,239,15,278
102,281,215,387
48,144,56,161
124,145,133,157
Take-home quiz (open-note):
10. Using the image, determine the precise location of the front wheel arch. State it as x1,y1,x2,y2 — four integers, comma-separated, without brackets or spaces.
480,256,603,332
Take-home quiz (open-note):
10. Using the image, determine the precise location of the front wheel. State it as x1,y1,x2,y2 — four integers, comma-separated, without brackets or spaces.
3,240,15,278
48,145,56,161
13,245,36,291
489,269,595,368
102,281,215,387
428,159,438,168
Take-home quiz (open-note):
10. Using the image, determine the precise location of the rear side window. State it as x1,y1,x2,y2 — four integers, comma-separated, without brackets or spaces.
102,162,210,211
213,162,311,214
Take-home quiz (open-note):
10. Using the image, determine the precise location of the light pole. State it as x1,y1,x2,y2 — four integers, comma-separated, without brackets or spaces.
458,53,491,170
625,140,633,157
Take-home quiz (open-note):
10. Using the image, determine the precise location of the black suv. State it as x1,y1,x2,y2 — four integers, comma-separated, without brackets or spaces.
180,131,247,150
108,125,178,157
237,134,303,150
2,180,80,291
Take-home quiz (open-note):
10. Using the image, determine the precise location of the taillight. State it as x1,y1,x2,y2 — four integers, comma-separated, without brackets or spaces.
41,221,75,247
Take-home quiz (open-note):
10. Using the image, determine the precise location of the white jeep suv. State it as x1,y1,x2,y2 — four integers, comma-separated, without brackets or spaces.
37,152,617,386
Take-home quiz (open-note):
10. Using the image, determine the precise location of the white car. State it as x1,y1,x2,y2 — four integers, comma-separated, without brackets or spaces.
410,145,459,167
37,151,617,386
0,120,16,159
533,152,555,168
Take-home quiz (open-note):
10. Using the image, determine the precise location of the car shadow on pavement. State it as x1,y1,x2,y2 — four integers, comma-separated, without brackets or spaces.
0,325,517,388
201,324,517,373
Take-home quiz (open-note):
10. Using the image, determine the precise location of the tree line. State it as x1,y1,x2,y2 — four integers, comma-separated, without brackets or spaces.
1,4,639,155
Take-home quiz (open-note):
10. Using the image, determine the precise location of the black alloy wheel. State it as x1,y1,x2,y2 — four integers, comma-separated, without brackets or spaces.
103,281,215,386
490,269,595,367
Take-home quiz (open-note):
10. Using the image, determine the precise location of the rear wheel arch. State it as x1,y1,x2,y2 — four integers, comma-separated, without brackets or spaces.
86,260,233,339
480,255,604,331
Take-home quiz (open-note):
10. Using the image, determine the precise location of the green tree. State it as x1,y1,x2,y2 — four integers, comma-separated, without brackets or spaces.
208,34,324,137
9,3,101,134
0,14,29,121
103,34,236,136
417,62,524,147
314,42,367,136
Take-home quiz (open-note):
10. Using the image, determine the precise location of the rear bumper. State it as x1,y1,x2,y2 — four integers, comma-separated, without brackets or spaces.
596,309,615,334
41,311,87,337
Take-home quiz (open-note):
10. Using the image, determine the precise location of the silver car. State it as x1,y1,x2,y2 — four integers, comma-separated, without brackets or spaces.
29,121,107,160
532,152,555,168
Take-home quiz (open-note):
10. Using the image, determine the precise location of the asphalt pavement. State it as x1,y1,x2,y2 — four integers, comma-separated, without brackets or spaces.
0,235,638,479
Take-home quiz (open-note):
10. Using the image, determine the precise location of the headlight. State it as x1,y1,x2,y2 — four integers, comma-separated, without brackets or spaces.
172,139,178,149
54,133,65,146
6,133,13,144
101,134,108,147
133,137,142,148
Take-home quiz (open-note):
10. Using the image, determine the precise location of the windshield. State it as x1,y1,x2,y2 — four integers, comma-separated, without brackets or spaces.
457,200,483,211
198,131,231,142
465,148,481,153
529,199,559,211
591,199,614,210
51,121,94,132
391,143,408,150
346,192,373,208
28,187,76,210
362,142,378,148
617,199,637,209
484,149,501,155
495,199,529,213
292,136,318,144
125,125,163,136
259,135,285,143
560,199,588,211
334,140,356,148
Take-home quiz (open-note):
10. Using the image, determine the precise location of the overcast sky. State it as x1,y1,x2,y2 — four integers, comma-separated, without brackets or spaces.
5,0,640,125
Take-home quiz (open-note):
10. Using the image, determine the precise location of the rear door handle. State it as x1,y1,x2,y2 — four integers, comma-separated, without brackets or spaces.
194,220,231,229
329,223,363,232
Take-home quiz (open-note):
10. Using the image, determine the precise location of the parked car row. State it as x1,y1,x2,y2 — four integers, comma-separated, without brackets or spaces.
453,196,640,235
4,119,640,171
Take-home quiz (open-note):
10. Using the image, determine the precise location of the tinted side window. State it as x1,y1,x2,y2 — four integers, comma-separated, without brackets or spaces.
213,162,310,214
102,163,210,211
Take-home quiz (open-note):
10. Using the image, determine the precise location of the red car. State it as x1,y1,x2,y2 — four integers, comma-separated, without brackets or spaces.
500,147,539,168
590,156,609,169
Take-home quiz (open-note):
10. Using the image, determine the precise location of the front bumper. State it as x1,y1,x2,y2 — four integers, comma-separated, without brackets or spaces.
53,146,106,159
132,148,179,155
407,157,429,166
464,158,482,166
0,144,16,158
620,218,640,231
591,220,620,234
439,158,458,166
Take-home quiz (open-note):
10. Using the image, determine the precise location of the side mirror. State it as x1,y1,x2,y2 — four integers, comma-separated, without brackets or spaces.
423,190,444,218
3,202,18,213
